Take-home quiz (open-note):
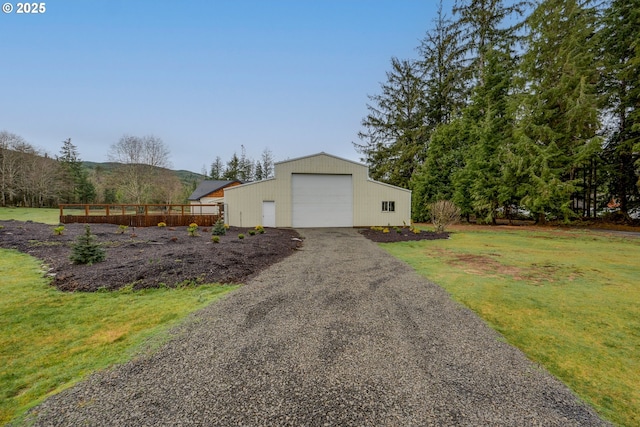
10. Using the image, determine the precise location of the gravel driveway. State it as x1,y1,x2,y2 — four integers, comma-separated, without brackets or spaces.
25,228,609,426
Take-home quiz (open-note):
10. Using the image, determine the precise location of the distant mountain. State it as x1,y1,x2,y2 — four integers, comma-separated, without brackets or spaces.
82,161,206,186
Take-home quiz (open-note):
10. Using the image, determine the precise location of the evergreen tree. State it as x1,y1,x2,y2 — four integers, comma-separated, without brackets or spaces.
210,156,224,180
238,145,254,181
211,218,227,236
104,188,117,204
70,225,105,265
411,0,525,222
418,1,466,128
454,47,517,223
254,161,264,181
354,57,428,188
453,0,527,87
599,0,640,215
57,138,96,204
223,153,241,180
515,0,601,222
411,118,470,221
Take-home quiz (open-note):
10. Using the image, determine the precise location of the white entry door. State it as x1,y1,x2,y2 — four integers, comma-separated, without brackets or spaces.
262,201,276,228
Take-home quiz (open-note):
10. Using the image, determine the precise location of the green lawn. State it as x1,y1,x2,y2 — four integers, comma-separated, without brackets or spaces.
0,249,238,425
383,226,640,426
0,207,60,225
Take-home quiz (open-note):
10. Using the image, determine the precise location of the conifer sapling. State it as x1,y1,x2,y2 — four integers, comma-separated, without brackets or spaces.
70,225,106,265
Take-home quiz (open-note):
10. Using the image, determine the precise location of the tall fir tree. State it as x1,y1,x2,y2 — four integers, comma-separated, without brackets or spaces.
411,118,471,221
238,145,254,181
514,0,601,222
412,0,525,221
210,156,224,180
453,47,517,223
223,153,241,180
453,0,527,91
354,58,428,189
57,138,95,204
418,1,466,129
599,0,640,215
254,161,264,181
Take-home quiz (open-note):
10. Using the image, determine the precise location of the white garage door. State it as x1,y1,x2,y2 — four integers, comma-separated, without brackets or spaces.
292,174,353,227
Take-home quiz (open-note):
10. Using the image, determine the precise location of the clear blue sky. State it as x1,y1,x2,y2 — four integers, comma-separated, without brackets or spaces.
2,0,440,173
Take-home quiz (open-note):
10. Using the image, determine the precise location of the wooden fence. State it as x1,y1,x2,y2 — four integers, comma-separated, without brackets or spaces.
59,203,224,227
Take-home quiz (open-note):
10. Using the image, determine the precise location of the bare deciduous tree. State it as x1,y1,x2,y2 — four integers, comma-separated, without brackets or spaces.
23,152,60,207
261,148,274,179
0,131,26,206
108,135,172,204
0,131,59,207
108,135,170,168
431,200,460,232
155,169,186,205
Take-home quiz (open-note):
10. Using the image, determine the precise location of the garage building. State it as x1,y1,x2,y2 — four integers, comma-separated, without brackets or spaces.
224,152,411,228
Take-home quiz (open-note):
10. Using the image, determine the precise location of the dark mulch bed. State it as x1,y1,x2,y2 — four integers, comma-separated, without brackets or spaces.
358,227,449,243
0,220,302,292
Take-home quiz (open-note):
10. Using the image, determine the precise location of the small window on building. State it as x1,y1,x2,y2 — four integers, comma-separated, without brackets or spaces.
382,201,395,212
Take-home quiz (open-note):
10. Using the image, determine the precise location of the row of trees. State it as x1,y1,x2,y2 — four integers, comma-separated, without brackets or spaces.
206,146,275,182
355,0,639,223
0,131,60,207
1,132,195,207
1,131,278,208
0,132,99,207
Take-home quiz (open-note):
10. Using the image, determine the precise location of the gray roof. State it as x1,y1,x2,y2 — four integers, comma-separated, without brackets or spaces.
188,180,240,201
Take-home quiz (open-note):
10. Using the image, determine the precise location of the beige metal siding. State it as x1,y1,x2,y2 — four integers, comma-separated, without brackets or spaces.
276,154,368,179
354,180,411,226
224,179,288,227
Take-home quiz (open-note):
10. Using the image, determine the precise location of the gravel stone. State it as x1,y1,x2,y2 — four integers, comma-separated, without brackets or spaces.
23,228,610,426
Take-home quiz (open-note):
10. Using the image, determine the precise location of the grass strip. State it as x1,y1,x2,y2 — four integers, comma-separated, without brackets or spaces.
0,249,237,425
0,207,60,225
383,227,639,427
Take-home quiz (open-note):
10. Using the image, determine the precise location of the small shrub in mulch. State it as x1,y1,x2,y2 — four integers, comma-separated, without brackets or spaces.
211,218,227,236
187,223,198,237
69,225,106,265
